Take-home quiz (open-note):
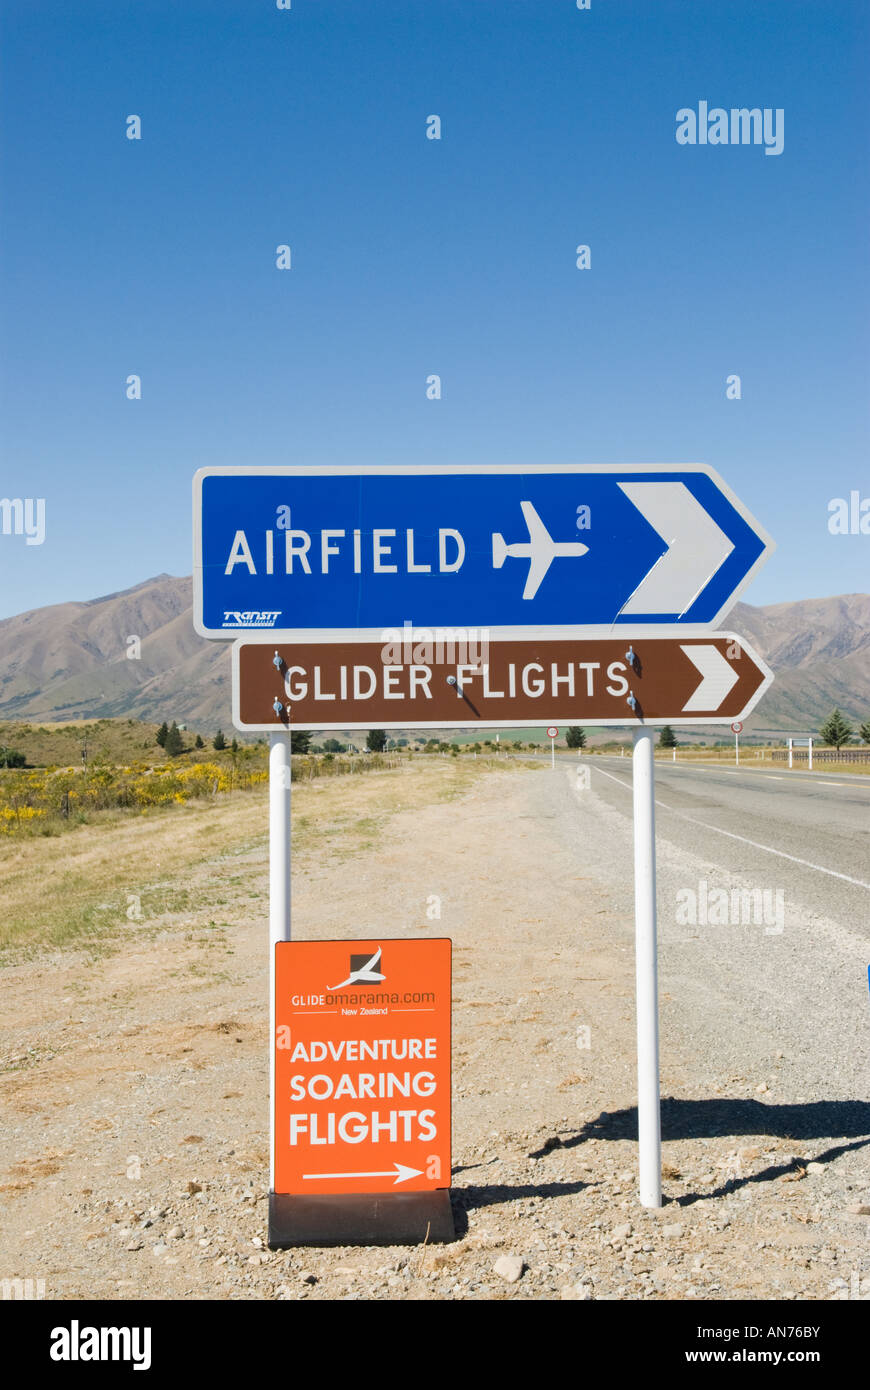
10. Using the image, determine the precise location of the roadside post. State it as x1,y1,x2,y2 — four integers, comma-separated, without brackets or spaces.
547,726,558,769
788,735,814,771
194,463,774,1225
731,720,743,766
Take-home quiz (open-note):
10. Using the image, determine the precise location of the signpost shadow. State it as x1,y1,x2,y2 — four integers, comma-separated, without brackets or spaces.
526,1098,870,1205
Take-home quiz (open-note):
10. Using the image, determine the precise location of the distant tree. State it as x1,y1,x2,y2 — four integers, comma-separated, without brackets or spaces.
323,738,345,753
819,708,853,750
230,737,239,753
366,729,388,752
291,731,311,754
194,734,205,749
565,727,586,749
213,729,227,751
164,721,184,757
155,721,169,748
658,726,677,748
0,745,25,768
860,719,870,745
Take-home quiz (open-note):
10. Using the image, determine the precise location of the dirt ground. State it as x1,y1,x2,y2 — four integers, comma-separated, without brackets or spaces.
1,758,867,1301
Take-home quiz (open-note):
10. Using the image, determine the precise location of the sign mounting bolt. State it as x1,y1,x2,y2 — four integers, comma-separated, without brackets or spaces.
272,698,284,716
273,651,284,671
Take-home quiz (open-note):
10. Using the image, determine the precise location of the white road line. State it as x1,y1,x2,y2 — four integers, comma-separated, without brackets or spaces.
592,765,870,891
619,760,870,789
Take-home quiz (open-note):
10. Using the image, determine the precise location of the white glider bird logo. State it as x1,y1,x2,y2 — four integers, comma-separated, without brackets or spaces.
328,947,386,991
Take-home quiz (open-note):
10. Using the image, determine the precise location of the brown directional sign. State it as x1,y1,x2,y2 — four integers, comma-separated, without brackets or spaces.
232,632,772,731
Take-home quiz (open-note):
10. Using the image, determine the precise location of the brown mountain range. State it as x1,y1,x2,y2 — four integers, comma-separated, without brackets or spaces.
0,575,867,734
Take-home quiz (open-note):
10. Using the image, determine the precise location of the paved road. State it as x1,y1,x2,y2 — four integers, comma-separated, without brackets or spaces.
510,752,870,1110
588,755,870,926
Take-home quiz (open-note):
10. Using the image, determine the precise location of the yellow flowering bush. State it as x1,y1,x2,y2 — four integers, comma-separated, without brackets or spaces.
0,754,268,832
0,804,46,832
0,747,391,835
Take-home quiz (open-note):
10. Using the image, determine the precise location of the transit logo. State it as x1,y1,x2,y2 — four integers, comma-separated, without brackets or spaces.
329,947,386,991
222,610,282,627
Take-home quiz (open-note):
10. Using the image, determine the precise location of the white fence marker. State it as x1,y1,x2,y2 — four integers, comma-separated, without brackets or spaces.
787,736,815,770
632,726,662,1208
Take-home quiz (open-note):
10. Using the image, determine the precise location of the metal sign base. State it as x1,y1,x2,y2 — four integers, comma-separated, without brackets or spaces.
268,1189,455,1248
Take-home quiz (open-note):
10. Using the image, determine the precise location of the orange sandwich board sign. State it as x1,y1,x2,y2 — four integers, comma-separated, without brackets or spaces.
270,938,453,1246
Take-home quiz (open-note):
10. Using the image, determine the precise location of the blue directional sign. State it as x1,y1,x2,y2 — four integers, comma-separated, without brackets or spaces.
193,465,774,639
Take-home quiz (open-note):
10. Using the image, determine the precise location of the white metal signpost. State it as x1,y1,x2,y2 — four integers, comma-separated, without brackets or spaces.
731,719,743,765
194,463,774,1221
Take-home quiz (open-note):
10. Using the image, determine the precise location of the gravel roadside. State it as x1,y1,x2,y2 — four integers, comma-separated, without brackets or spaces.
1,760,867,1301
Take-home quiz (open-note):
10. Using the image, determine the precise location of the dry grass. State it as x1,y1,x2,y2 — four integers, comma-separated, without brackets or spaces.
0,717,213,768
0,757,532,958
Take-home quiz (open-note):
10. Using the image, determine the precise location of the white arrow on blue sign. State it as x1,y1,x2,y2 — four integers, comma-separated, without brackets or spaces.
193,465,774,639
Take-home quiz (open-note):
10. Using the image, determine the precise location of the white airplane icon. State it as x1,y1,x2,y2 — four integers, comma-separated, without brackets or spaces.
492,501,589,599
327,947,385,991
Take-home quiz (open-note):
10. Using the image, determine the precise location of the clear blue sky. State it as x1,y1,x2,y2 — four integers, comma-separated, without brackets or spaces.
1,0,868,620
